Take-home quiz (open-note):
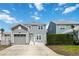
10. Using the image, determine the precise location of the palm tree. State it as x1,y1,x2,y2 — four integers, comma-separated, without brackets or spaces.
0,28,4,37
71,25,76,39
71,25,75,36
71,25,78,44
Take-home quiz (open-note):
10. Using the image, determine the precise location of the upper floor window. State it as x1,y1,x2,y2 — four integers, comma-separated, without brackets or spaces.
41,26,43,29
38,26,40,29
38,26,43,30
18,26,21,30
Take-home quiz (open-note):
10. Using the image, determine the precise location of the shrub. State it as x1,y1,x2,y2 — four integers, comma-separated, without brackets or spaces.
47,34,73,45
73,40,79,45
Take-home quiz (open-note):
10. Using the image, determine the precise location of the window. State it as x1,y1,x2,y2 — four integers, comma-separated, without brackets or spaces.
5,34,10,36
60,27,65,29
38,26,43,30
37,35,41,40
38,26,40,29
39,35,41,40
14,34,26,37
59,25,65,29
37,36,39,40
41,26,43,29
18,26,21,29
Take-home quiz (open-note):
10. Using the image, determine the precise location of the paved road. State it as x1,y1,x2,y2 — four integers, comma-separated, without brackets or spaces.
0,45,61,56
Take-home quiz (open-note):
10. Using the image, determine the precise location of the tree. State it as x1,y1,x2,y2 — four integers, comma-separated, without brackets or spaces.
0,28,4,37
71,25,75,36
71,25,79,45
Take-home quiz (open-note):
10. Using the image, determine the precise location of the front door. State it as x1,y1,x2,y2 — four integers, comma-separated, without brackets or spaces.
35,35,43,44
29,33,35,45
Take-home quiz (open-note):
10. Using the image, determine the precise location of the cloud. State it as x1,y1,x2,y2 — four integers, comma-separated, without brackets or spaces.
34,12,38,15
19,20,23,23
0,13,18,24
0,9,19,24
63,7,76,14
34,3,44,11
55,3,66,11
55,7,63,12
55,8,59,11
12,8,16,11
31,15,40,20
2,10,10,14
58,3,66,6
29,4,33,8
62,4,79,14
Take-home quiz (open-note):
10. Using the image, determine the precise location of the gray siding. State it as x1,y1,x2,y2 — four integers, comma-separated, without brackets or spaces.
48,21,56,34
28,25,47,44
1,23,47,45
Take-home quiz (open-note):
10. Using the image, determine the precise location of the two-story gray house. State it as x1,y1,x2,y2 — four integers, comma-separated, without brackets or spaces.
48,21,79,34
0,22,47,45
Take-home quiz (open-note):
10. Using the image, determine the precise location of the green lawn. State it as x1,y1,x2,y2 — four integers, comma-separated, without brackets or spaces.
47,45,79,56
0,45,10,51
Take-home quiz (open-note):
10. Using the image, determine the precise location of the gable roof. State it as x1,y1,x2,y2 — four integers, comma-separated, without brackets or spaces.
24,22,46,26
11,24,28,30
52,20,79,25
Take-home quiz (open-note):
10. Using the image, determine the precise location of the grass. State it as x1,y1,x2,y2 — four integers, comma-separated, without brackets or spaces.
0,45,10,51
47,45,79,56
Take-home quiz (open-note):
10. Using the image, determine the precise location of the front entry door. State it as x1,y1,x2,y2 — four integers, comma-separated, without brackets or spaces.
29,33,35,45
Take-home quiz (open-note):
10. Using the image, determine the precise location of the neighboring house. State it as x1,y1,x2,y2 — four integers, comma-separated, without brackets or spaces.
1,32,11,45
0,30,1,42
0,22,47,45
48,21,79,34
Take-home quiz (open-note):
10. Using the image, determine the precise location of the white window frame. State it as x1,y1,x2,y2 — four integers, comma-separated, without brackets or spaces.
18,26,21,30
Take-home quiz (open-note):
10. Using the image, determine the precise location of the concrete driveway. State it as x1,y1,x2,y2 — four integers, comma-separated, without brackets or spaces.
0,45,61,56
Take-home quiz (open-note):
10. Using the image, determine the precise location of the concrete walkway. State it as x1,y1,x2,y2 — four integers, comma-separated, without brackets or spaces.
0,45,61,56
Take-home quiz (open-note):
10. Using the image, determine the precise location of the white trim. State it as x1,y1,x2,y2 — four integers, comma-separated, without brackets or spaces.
11,24,29,30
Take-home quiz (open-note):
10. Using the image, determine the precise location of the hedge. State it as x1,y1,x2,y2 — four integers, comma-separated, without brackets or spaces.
47,34,73,45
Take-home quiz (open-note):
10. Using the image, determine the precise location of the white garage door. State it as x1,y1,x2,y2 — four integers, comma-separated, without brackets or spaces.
14,34,26,45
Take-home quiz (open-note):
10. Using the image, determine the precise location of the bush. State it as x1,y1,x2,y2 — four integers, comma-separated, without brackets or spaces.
73,40,79,45
47,34,73,45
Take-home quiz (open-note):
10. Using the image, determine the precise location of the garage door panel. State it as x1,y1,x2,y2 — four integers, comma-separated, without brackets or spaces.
14,34,26,45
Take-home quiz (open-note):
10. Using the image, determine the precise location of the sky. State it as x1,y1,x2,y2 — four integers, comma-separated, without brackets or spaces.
0,3,79,32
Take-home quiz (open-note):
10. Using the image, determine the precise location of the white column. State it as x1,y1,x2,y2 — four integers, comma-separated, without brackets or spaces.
26,32,29,44
26,33,27,44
